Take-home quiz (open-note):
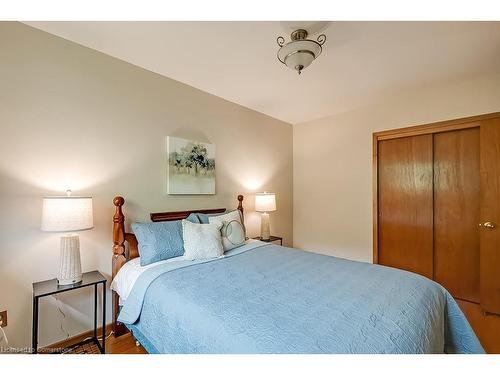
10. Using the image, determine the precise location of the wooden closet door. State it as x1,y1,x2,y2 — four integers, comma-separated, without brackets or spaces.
433,128,480,303
378,135,434,279
480,117,500,314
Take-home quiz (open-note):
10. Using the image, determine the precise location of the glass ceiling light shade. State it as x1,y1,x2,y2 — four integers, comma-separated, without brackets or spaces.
277,29,326,75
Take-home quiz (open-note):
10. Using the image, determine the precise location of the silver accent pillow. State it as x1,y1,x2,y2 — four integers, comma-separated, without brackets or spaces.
208,210,246,251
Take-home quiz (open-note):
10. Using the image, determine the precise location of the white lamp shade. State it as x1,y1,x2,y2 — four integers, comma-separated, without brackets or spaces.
255,192,276,212
41,196,93,232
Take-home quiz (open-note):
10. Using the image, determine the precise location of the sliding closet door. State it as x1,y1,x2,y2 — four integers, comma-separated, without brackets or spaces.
378,135,434,279
433,128,480,303
480,118,500,314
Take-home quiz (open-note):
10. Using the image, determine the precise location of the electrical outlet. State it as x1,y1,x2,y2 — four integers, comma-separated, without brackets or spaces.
0,310,7,327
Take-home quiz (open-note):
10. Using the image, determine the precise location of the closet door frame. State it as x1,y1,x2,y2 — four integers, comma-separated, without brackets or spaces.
372,111,500,264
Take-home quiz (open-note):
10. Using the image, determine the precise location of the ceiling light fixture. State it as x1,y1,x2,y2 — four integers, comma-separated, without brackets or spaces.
276,29,326,75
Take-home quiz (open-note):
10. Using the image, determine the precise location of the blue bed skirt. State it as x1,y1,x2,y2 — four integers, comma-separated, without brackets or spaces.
125,323,157,354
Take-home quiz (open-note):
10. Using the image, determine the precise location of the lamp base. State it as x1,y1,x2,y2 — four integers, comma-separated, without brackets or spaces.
58,234,83,285
58,277,82,286
260,212,271,241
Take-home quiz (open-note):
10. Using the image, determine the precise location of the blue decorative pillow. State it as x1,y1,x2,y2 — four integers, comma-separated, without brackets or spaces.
195,211,227,224
186,213,202,223
132,221,185,266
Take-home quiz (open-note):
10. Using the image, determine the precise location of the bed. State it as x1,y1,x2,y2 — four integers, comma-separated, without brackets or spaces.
110,195,484,354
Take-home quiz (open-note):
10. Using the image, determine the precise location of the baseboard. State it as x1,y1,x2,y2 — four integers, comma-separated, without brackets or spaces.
44,323,113,349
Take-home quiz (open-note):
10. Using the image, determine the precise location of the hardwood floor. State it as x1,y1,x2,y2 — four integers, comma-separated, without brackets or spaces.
107,332,147,354
456,299,500,354
43,325,146,354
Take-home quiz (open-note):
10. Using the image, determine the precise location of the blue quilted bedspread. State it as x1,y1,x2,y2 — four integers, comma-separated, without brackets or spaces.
118,242,484,354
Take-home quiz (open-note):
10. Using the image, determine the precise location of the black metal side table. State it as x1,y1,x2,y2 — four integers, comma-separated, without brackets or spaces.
32,270,107,354
252,235,283,246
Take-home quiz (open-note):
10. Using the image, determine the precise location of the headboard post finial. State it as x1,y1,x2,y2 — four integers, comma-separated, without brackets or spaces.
113,196,125,208
237,195,244,223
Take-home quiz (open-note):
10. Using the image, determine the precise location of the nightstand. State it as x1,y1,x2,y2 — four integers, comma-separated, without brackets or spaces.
252,235,283,246
32,270,107,354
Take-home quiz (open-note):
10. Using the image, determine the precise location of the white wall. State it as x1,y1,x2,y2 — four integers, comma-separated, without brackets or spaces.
0,22,293,349
293,72,500,263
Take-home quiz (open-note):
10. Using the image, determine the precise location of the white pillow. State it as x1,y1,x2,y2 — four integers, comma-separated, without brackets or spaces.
182,219,224,260
208,210,246,251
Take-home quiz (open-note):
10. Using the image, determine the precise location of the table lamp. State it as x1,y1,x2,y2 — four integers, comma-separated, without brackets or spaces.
41,190,93,285
255,192,276,241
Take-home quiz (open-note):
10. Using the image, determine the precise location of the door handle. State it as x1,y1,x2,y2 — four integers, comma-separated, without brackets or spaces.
479,221,497,229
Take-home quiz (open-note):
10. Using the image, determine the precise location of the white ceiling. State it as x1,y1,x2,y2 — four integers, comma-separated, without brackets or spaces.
25,21,500,124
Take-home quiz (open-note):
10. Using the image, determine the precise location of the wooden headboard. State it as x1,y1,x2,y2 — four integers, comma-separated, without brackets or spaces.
111,194,244,337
